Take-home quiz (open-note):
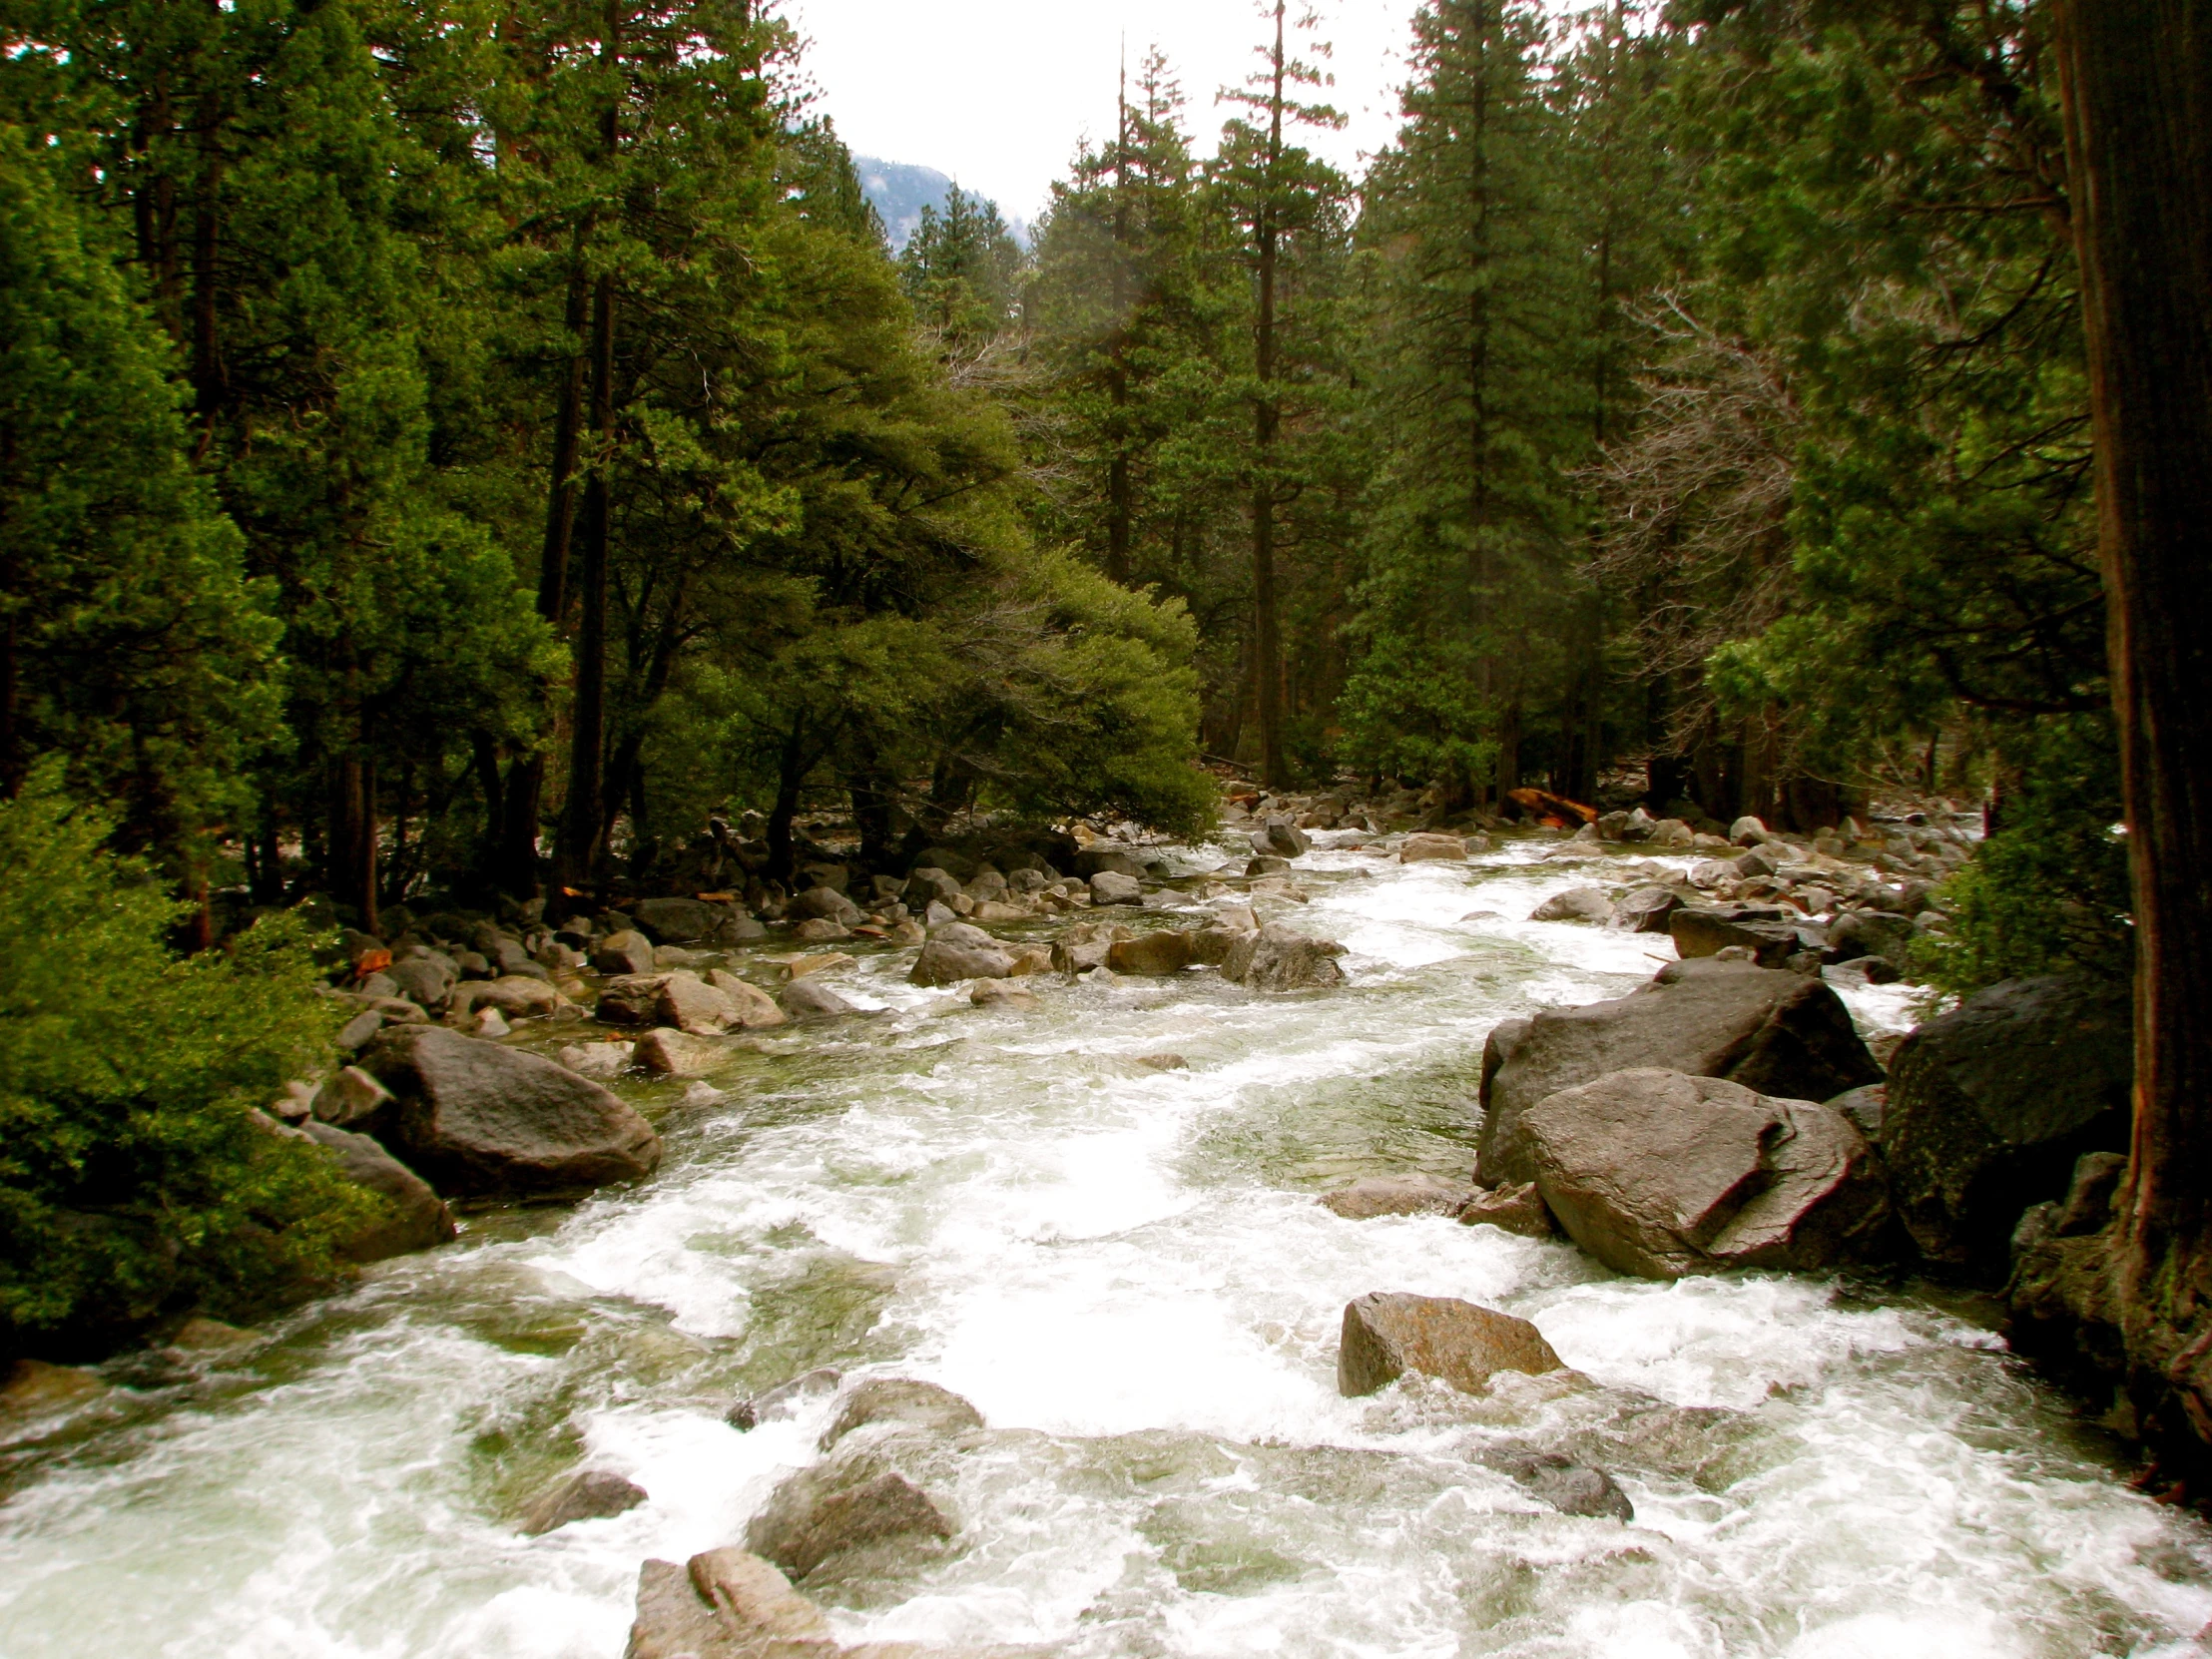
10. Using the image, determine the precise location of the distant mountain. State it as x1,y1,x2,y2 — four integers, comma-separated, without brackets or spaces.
854,156,1030,254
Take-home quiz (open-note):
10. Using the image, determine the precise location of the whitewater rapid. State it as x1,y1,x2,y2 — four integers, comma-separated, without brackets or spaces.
2,834,2207,1659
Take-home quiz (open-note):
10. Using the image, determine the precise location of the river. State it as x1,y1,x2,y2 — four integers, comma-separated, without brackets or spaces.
2,833,2208,1658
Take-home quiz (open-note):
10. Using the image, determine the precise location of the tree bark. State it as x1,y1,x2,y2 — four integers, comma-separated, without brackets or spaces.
2053,0,2212,1471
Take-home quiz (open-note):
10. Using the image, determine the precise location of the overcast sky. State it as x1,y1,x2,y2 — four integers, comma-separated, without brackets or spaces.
777,1,1425,224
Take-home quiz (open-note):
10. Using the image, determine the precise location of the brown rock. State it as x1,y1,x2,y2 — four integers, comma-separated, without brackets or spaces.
634,1027,727,1077
820,1379,984,1450
1399,832,1470,863
1220,924,1347,991
596,973,670,1026
1337,1293,1563,1396
1456,1182,1557,1238
311,1065,392,1129
0,1359,109,1414
521,1468,647,1535
704,969,787,1028
745,1452,953,1580
1106,930,1195,976
1319,1174,1472,1220
657,970,738,1034
1522,1067,1891,1278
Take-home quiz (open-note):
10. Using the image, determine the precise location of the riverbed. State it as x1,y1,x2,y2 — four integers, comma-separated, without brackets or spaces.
2,833,2207,1659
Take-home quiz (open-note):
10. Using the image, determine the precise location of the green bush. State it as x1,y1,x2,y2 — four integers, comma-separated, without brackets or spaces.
1912,716,2133,999
0,770,376,1358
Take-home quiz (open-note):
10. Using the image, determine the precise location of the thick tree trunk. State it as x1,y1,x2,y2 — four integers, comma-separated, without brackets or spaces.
2054,0,2212,1473
329,752,377,935
766,720,809,887
556,270,616,897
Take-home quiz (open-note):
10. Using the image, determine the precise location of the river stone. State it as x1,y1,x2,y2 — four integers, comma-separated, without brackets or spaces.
1399,832,1469,863
821,1379,985,1450
1106,930,1194,976
1457,1181,1556,1238
1669,906,1804,966
625,1548,845,1659
745,1446,954,1581
299,1121,456,1261
1476,958,1883,1186
1188,921,1254,966
1881,974,2132,1276
790,886,864,928
520,1468,647,1535
1828,1083,1888,1140
1320,1174,1472,1219
630,897,720,944
705,968,787,1028
0,1360,109,1415
359,1025,661,1196
1252,815,1311,857
1530,887,1613,924
1074,846,1150,879
633,1027,725,1077
1496,1450,1635,1520
1090,870,1144,905
784,977,859,1019
905,867,964,910
456,975,565,1020
1607,886,1683,934
385,956,454,1011
1247,853,1293,876
592,930,658,976
910,936,1016,986
1521,1068,1891,1278
311,1065,392,1129
1220,924,1347,991
559,1041,633,1080
728,1367,844,1430
1337,1293,1564,1396
595,974,668,1026
656,970,737,1034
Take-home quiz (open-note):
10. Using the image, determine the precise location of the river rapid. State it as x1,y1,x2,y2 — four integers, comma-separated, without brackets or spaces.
3,833,2209,1659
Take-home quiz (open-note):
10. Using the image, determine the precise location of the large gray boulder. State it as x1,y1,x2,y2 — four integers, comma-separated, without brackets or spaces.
790,886,864,928
298,1121,455,1261
1251,816,1312,857
1607,886,1683,934
1530,887,1613,924
1089,870,1144,905
1221,924,1347,991
909,922,1016,985
359,1026,661,1197
385,955,454,1011
1521,1068,1891,1278
630,897,722,943
744,1442,954,1581
1881,975,2131,1276
1337,1293,1564,1395
1476,959,1883,1186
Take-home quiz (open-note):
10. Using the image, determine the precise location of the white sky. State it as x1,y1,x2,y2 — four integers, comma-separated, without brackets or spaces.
776,1,1426,224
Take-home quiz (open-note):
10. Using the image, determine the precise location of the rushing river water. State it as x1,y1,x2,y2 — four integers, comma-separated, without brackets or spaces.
3,834,2209,1659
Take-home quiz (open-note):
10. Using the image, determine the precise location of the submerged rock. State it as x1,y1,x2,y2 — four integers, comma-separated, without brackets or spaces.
1221,924,1347,991
1320,1175,1472,1220
1476,958,1883,1187
727,1367,843,1430
784,978,860,1019
520,1468,646,1535
1522,1068,1891,1278
745,1447,955,1580
625,1549,827,1659
1529,887,1613,924
1337,1293,1564,1396
820,1379,984,1450
1494,1449,1635,1520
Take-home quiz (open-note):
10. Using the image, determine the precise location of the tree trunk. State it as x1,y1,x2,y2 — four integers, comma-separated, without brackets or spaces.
2053,0,2212,1476
1251,0,1289,791
766,719,809,887
330,752,377,935
556,269,616,896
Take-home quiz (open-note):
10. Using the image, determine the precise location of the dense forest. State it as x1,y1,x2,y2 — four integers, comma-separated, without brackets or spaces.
6,0,2209,1487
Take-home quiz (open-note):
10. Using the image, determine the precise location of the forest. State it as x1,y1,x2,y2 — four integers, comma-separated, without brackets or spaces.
7,0,2212,1606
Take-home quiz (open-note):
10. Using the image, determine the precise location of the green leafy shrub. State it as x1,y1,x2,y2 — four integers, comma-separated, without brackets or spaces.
1912,716,2133,998
0,771,375,1358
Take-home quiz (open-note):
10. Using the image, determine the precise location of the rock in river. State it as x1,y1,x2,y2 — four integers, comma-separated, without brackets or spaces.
910,922,1016,986
1221,923,1347,991
520,1468,646,1535
1320,1174,1472,1219
358,1025,662,1197
1476,958,1883,1187
1881,974,2132,1276
1337,1293,1564,1396
298,1120,456,1261
1530,887,1613,924
1521,1067,1891,1278
745,1444,955,1581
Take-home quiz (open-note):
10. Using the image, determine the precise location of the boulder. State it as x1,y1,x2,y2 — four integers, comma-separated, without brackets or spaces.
1729,816,1771,846
0,1359,110,1415
1187,921,1255,966
1074,846,1151,880
820,1379,984,1450
1823,956,1901,989
745,1446,954,1581
520,1468,646,1535
1880,975,2132,1275
633,1027,726,1077
1399,833,1469,863
1220,924,1347,991
705,968,787,1029
625,1549,834,1659
1337,1293,1564,1396
1320,1175,1472,1220
1089,870,1144,906
1252,816,1311,857
358,1026,661,1197
457,975,566,1020
910,931,1017,986
655,970,739,1034
1529,887,1612,924
1475,958,1884,1186
311,1065,392,1129
559,1041,633,1080
591,930,659,976
1607,886,1683,934
1828,1083,1888,1140
1106,930,1195,976
790,886,864,928
1669,906,1805,965
970,979,1035,1008
1456,1182,1556,1238
595,973,669,1026
783,978,858,1020
385,956,454,1011
630,897,722,944
1521,1068,1891,1278
1246,854,1293,877
793,917,851,942
299,1121,456,1261
1826,909,1915,967
904,867,963,910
